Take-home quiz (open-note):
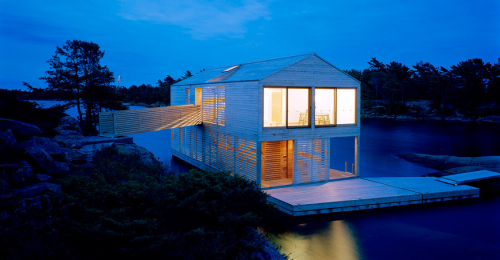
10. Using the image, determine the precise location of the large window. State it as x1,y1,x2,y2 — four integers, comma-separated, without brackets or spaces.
336,89,356,125
314,88,356,126
315,88,335,125
263,88,286,127
263,87,310,128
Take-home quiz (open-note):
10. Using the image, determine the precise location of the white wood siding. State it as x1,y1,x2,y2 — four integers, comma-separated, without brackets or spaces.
262,55,359,87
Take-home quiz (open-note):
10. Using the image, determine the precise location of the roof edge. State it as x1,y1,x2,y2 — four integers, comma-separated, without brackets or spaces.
313,54,361,84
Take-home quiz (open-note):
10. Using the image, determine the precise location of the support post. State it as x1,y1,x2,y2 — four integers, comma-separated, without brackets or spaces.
257,141,262,188
355,135,359,176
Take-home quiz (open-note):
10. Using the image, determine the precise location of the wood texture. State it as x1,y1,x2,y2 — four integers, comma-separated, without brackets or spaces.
294,138,329,184
266,177,479,216
99,105,201,137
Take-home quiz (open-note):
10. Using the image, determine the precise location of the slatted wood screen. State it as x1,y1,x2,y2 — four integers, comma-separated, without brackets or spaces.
262,141,283,181
185,88,190,104
202,86,225,126
99,105,201,137
294,138,330,184
171,127,257,182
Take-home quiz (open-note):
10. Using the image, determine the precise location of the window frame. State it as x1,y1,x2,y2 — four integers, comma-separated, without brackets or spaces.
314,88,337,128
263,86,311,129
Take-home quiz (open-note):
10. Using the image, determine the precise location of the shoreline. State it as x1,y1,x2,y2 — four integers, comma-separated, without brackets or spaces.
361,113,500,125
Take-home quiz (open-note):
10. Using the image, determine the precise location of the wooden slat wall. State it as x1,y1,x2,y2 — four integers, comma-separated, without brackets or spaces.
99,105,201,137
171,127,257,182
262,55,359,87
294,138,329,184
202,86,225,126
185,88,190,105
262,141,283,181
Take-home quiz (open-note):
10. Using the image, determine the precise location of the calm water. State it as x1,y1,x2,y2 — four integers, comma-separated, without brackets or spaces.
266,119,500,260
41,101,500,259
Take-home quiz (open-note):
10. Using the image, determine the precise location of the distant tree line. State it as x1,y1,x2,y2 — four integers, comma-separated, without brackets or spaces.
116,70,194,106
345,58,500,117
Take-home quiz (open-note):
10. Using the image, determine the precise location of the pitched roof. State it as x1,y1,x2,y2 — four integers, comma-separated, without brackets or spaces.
173,53,313,86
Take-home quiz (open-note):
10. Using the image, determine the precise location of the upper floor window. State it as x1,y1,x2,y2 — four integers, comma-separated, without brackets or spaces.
263,87,310,128
315,88,356,126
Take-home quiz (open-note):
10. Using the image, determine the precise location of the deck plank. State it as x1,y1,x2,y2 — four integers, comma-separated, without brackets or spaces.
439,170,500,184
266,177,479,216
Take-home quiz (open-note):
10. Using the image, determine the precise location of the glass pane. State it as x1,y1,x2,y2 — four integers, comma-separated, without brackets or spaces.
315,89,334,125
263,88,286,127
337,89,356,124
287,88,310,127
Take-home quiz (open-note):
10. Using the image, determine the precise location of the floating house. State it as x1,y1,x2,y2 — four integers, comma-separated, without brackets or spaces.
169,53,360,188
100,53,486,216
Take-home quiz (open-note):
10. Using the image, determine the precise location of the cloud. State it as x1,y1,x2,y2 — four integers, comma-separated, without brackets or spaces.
118,0,271,39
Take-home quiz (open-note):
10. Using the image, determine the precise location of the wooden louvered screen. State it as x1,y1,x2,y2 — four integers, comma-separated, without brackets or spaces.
185,88,190,104
171,127,257,182
294,138,329,184
262,141,284,181
99,105,201,137
202,86,225,126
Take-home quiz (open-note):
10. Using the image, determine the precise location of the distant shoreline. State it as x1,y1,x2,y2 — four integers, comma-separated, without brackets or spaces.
361,113,500,125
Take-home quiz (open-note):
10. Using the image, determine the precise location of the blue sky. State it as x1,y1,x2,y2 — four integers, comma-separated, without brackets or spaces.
1,0,499,90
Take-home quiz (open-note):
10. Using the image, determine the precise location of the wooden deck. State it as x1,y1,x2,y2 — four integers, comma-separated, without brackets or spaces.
437,170,500,185
266,177,479,216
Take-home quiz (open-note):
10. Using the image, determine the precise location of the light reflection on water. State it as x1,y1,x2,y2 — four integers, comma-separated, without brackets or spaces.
266,119,500,260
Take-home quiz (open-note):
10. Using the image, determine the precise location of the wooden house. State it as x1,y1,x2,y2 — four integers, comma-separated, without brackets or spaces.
170,53,361,188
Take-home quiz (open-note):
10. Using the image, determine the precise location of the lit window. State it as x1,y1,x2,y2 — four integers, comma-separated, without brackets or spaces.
287,88,310,127
263,88,286,127
337,89,356,124
315,89,335,125
263,88,310,128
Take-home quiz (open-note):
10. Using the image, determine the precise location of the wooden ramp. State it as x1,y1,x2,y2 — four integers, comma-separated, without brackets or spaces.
436,170,500,185
266,177,479,216
99,105,201,137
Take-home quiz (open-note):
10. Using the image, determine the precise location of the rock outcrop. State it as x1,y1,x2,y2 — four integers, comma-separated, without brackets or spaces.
396,153,500,171
0,118,43,140
0,129,17,146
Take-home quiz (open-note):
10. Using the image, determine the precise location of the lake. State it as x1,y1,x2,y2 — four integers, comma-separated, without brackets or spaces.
38,101,500,259
265,119,500,260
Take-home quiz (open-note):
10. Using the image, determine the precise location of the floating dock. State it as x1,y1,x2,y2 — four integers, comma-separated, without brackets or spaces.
266,177,480,216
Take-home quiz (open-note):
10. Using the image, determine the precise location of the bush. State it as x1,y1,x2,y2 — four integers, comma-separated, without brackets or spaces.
0,98,69,136
58,145,274,259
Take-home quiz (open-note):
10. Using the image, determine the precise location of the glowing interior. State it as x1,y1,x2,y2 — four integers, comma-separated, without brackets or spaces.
287,88,309,126
315,89,335,125
263,88,286,127
337,89,356,124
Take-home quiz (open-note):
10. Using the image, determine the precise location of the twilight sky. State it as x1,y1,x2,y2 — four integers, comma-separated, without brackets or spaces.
1,0,499,90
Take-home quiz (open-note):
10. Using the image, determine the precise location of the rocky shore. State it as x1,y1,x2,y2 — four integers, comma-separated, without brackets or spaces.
397,153,500,190
0,116,157,213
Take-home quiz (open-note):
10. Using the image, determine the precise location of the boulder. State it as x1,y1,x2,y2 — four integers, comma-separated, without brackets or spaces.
25,147,58,175
113,143,158,166
20,136,66,161
63,148,89,165
0,129,17,146
53,161,70,175
13,182,61,197
19,195,52,211
0,118,42,141
36,174,53,182
52,129,85,148
0,161,35,185
56,116,82,133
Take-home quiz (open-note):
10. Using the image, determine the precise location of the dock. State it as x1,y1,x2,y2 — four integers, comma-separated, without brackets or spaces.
265,177,480,216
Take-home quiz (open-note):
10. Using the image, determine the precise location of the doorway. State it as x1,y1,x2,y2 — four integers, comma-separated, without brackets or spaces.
261,140,294,188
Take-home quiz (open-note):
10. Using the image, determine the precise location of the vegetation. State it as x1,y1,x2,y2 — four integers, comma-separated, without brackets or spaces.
0,92,69,136
346,57,500,118
25,40,127,135
1,145,274,259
